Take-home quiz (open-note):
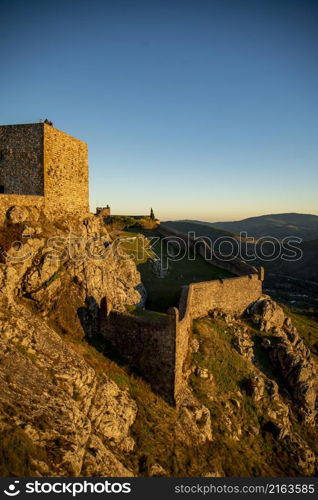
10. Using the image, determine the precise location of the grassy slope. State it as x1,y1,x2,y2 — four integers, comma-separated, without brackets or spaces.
129,228,233,312
284,307,318,363
93,304,318,476
190,312,318,477
111,231,156,265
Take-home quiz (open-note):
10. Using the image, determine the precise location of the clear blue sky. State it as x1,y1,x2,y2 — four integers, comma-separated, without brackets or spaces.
1,0,317,221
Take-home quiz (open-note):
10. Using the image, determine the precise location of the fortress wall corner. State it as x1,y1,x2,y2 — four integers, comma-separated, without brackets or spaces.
173,293,193,404
43,124,89,215
173,274,263,401
101,309,177,404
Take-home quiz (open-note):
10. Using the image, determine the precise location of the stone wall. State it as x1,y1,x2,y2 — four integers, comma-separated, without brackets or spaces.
157,223,258,276
99,224,263,405
174,303,192,404
100,271,263,405
101,307,177,404
186,274,263,318
173,274,263,400
43,124,89,215
0,194,44,210
0,124,44,195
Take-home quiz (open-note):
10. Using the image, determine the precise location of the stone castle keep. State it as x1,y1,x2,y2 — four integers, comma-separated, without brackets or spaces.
0,122,264,406
0,122,89,217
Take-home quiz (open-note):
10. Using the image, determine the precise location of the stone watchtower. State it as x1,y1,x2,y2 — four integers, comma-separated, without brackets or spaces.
0,122,89,217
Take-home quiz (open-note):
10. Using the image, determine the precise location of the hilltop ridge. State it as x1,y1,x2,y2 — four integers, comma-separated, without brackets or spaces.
174,213,318,241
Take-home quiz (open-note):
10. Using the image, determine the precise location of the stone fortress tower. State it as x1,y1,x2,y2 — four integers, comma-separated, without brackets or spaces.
0,122,89,217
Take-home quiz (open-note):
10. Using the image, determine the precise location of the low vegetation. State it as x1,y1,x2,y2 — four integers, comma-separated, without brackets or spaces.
125,304,168,324
106,215,158,231
128,228,234,312
189,313,318,476
283,307,318,363
111,231,156,264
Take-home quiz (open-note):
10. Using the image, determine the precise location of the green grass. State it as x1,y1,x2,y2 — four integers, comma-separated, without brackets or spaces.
191,318,255,395
188,315,318,477
283,307,318,362
14,344,38,365
112,231,156,264
125,305,168,324
128,228,234,312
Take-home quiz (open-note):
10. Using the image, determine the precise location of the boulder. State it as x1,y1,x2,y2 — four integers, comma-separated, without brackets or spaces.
246,298,285,331
7,205,29,223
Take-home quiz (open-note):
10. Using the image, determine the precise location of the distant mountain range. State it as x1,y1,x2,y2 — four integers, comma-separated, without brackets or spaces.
174,213,318,241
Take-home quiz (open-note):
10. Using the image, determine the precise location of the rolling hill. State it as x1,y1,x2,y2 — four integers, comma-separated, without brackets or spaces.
178,213,318,241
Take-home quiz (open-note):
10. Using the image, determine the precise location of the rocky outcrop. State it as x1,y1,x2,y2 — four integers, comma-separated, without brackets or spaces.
247,298,318,424
269,332,317,424
204,305,317,475
232,326,254,361
0,211,144,476
176,390,213,445
246,375,265,402
220,393,243,441
282,434,316,476
246,297,285,332
1,212,144,339
148,463,168,477
0,303,136,476
6,205,29,223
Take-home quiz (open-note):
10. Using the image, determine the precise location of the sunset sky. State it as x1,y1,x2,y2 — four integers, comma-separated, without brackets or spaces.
1,0,317,221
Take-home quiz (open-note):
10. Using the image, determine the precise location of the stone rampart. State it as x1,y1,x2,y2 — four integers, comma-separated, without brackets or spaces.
100,270,263,405
157,223,259,276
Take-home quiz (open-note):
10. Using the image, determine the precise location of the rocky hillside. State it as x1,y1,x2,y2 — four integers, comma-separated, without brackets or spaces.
0,207,317,477
189,300,318,476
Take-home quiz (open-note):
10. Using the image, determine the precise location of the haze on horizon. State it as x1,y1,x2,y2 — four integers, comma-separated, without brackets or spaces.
1,0,317,221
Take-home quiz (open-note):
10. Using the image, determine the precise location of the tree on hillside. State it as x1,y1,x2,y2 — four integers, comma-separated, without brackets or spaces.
150,208,155,220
